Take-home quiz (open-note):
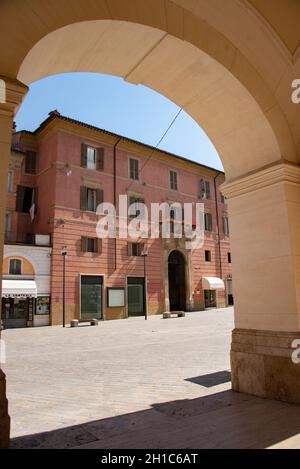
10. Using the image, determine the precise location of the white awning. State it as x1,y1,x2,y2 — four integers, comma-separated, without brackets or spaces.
2,280,37,298
202,277,225,290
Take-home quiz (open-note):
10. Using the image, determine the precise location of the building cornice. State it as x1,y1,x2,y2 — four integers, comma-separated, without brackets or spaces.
221,161,300,199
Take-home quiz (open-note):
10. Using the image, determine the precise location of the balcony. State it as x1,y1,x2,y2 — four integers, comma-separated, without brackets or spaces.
4,231,51,246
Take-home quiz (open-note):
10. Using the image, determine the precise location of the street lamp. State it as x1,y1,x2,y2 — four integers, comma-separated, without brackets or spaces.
61,246,67,328
141,248,148,321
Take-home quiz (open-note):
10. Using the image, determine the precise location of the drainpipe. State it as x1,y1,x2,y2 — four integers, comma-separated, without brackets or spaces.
113,138,122,271
213,172,222,280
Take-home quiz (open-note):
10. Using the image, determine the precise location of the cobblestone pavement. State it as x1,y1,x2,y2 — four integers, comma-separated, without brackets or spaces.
3,307,300,449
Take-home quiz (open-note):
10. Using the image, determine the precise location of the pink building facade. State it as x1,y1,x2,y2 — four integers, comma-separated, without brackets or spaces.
6,111,232,326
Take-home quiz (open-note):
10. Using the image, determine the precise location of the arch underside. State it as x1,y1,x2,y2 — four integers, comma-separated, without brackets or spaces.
0,0,297,182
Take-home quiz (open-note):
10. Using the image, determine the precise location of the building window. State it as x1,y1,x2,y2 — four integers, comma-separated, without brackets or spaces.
80,186,103,212
87,147,96,169
81,236,102,253
223,216,230,236
204,213,213,231
205,250,211,262
170,170,178,190
128,242,144,257
9,259,21,275
16,185,37,214
228,252,231,263
24,151,37,174
128,195,145,218
221,193,227,204
200,179,211,199
129,158,139,180
7,170,13,192
4,212,12,239
81,144,104,171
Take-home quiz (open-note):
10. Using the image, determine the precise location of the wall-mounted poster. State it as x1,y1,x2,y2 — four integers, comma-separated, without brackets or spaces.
107,288,125,307
36,296,50,315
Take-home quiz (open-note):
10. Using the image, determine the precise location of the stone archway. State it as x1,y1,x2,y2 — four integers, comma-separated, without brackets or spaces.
168,250,186,311
0,0,300,448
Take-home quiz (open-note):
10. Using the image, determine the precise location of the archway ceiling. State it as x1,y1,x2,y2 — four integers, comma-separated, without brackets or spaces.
0,0,299,178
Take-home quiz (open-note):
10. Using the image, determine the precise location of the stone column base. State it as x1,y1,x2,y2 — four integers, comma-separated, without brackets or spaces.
0,369,10,448
231,328,300,404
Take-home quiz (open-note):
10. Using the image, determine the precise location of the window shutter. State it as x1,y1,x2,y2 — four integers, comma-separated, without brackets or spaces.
127,243,132,256
16,185,25,212
80,186,87,210
81,236,87,252
208,214,212,231
81,144,88,168
96,188,103,207
25,151,37,174
138,243,144,256
97,238,102,254
205,181,211,199
96,148,104,171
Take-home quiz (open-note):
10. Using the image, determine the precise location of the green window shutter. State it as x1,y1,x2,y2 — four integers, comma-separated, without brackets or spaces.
81,144,88,168
96,148,104,171
80,186,87,210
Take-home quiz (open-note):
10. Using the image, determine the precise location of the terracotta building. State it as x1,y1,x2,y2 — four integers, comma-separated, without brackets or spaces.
3,110,232,327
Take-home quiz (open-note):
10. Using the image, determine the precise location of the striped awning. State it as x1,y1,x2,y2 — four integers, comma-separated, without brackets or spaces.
2,280,37,298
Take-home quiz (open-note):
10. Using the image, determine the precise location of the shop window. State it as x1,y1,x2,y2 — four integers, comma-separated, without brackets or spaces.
36,296,50,315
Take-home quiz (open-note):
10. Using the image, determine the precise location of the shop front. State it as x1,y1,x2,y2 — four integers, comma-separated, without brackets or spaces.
1,279,37,328
202,277,225,309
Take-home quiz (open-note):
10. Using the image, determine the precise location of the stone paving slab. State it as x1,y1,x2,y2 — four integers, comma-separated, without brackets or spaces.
3,307,300,449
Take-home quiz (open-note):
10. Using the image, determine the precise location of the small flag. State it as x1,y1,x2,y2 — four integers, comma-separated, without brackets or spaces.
29,203,35,222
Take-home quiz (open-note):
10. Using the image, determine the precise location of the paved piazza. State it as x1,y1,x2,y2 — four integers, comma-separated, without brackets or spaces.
2,307,300,449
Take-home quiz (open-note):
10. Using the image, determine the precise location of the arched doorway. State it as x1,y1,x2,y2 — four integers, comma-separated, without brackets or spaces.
168,250,186,311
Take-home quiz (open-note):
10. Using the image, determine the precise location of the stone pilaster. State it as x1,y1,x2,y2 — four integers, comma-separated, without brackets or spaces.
222,162,300,403
0,76,28,448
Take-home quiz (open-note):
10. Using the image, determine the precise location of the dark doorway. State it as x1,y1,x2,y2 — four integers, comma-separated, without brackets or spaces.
168,250,186,311
127,277,145,317
80,275,103,320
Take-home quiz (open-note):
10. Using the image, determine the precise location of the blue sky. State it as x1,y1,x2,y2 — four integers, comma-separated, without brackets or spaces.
15,73,223,170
